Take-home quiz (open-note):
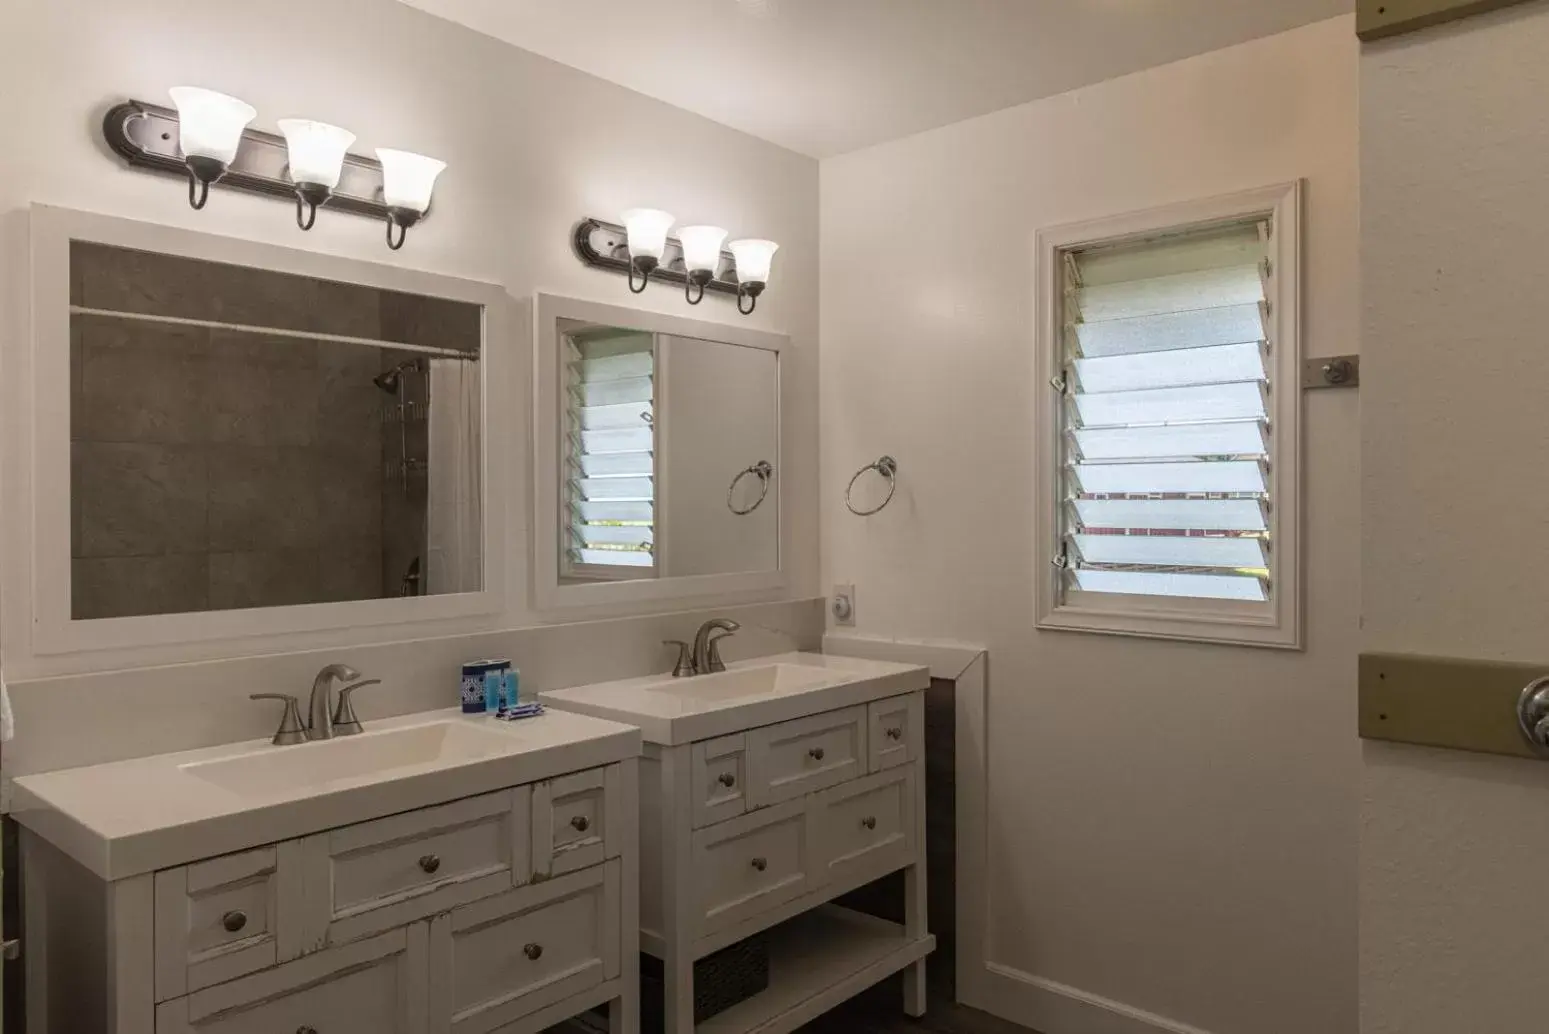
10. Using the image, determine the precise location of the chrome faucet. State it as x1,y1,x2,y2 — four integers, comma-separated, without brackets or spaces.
309,664,361,741
692,619,741,675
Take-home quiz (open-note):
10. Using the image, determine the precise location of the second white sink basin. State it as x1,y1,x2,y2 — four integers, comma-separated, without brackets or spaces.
180,720,519,798
646,663,840,702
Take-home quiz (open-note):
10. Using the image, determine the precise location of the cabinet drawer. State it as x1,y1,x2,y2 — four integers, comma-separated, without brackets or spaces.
154,842,304,1001
155,925,427,1034
816,767,916,887
746,706,868,808
867,694,922,773
692,799,814,937
301,788,531,950
430,859,621,1032
533,766,619,878
691,733,748,828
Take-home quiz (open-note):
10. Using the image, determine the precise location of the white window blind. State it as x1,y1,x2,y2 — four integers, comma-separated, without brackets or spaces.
1059,217,1274,604
565,329,655,573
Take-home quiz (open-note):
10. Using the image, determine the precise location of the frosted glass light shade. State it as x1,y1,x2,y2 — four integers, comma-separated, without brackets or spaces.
277,119,356,189
622,208,675,261
678,225,728,274
168,87,256,165
730,239,779,285
377,148,446,213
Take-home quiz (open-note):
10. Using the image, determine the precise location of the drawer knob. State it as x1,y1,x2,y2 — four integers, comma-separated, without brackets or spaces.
718,772,737,788
861,816,877,830
221,910,248,933
570,815,591,833
807,747,826,762
750,857,768,872
885,727,903,741
418,854,441,874
524,942,544,961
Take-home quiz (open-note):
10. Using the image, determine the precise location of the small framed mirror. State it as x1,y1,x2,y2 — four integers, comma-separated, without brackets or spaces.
534,293,788,609
10,206,512,658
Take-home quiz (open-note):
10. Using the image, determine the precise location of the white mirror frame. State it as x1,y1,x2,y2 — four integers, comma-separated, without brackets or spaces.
3,205,513,659
533,292,790,611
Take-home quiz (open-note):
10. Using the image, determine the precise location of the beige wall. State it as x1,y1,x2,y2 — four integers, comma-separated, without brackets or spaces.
0,0,820,678
820,16,1359,1034
1360,3,1549,1031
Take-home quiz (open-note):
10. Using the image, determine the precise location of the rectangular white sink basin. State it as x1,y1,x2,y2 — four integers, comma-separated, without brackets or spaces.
539,652,930,745
180,720,519,798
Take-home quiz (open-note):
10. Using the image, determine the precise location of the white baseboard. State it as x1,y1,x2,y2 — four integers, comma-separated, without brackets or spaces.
964,961,1216,1034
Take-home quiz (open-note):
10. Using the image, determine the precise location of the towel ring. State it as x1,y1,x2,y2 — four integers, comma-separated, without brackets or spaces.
727,461,774,516
846,456,899,516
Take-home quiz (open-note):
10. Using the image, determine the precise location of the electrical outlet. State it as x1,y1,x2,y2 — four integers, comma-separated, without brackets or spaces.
831,583,856,627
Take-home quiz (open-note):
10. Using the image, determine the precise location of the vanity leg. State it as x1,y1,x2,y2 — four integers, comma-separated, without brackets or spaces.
902,861,928,1017
613,758,642,1034
659,747,698,1034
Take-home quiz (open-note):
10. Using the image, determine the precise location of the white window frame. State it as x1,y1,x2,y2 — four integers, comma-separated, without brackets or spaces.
1034,182,1303,649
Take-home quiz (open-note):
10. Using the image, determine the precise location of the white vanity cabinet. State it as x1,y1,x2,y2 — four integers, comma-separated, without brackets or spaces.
541,654,935,1034
12,710,642,1034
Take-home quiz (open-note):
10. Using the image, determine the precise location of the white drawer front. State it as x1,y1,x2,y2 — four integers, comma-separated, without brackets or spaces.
431,860,621,1032
746,705,868,808
154,842,304,1001
155,926,427,1034
301,788,531,950
867,693,922,773
691,733,748,828
816,767,916,887
692,798,814,937
533,766,619,878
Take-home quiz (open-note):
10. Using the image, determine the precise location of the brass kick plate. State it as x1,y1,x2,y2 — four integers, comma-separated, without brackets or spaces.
1358,0,1537,41
1359,652,1544,759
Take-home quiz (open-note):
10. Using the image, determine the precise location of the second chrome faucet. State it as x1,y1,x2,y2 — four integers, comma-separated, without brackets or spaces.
251,664,382,745
664,618,742,677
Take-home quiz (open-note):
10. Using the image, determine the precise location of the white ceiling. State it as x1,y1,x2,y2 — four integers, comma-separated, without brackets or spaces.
397,0,1352,158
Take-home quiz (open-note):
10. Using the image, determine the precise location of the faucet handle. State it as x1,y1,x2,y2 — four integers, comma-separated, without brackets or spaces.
704,629,736,674
332,679,382,737
663,640,695,678
250,693,308,746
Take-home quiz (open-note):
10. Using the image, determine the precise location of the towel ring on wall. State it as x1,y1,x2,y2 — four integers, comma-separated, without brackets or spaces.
727,461,774,516
846,456,899,516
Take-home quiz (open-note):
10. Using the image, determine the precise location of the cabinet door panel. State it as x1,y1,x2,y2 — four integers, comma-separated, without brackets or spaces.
691,799,814,937
690,733,748,829
867,694,922,773
815,767,916,887
531,767,617,879
745,706,867,809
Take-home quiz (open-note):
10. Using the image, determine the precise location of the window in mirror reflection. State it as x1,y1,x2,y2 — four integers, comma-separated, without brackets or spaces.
558,319,778,586
68,242,484,619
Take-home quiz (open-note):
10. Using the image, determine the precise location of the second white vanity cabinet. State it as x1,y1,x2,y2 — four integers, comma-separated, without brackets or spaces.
542,653,936,1034
13,709,641,1034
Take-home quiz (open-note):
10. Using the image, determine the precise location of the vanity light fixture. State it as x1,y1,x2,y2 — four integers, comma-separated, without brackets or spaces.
621,209,676,292
377,148,447,250
277,119,356,230
678,225,728,304
166,87,257,210
729,239,779,315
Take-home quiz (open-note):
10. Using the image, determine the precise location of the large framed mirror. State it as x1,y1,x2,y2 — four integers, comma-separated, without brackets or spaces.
534,294,788,609
8,206,512,657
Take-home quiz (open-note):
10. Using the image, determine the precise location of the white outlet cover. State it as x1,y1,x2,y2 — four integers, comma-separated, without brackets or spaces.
831,583,856,626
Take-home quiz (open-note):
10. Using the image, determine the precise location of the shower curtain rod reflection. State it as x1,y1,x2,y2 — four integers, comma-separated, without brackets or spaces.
69,305,481,359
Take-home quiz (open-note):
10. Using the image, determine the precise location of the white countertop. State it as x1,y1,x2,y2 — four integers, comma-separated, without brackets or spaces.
11,707,641,882
538,652,929,745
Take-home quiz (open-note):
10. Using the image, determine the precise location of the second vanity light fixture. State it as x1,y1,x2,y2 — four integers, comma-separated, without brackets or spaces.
103,88,446,251
572,211,780,314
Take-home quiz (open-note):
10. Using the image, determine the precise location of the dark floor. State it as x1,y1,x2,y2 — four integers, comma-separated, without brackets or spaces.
799,972,1038,1034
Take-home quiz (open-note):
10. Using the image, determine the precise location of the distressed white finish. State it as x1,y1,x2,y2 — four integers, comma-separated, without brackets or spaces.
397,0,1350,158
1360,5,1549,1033
21,752,640,1034
821,17,1359,1034
533,293,791,610
0,0,821,681
547,675,932,1034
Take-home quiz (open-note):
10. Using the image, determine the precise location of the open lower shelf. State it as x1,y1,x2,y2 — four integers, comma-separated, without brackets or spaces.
696,905,936,1034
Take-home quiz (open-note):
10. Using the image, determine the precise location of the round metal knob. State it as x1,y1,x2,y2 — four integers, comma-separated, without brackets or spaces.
885,727,903,741
1519,677,1549,754
222,910,248,934
750,857,767,872
571,815,590,833
807,747,825,761
524,942,543,960
860,816,877,831
418,854,441,874
718,772,737,788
